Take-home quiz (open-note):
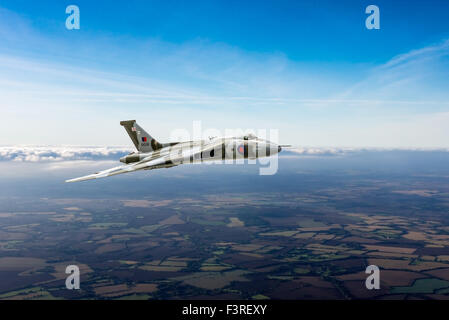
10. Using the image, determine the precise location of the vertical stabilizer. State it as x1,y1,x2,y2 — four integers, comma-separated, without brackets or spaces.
120,120,162,153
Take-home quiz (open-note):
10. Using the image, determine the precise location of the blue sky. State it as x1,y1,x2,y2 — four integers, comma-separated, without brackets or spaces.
1,0,449,147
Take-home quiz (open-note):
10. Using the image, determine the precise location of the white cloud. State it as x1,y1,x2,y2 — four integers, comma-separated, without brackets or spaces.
338,38,449,104
282,146,449,159
0,146,131,162
1,145,448,163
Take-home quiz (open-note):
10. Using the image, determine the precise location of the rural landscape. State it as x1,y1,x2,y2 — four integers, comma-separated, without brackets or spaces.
1,151,449,300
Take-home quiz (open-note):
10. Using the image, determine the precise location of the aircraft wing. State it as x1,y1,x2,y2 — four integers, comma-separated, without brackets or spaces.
65,139,224,183
65,153,175,183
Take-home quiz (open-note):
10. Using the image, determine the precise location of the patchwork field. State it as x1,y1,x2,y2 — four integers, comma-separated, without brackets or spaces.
1,164,449,300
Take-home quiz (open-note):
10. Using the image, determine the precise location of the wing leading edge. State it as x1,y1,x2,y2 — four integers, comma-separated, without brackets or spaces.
65,164,135,183
65,154,174,183
65,138,225,183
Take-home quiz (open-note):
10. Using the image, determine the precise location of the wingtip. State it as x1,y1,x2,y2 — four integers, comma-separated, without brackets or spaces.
65,174,98,183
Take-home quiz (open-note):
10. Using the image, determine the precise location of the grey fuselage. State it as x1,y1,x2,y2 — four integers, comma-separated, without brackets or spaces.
119,136,281,167
66,120,285,183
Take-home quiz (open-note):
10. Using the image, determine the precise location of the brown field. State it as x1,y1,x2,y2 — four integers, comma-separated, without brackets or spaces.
94,283,158,297
364,245,416,254
172,270,250,290
403,232,428,241
95,243,126,254
122,199,173,208
159,215,185,225
313,234,335,240
139,259,188,272
140,265,183,272
305,243,349,253
98,234,138,244
232,244,264,252
342,281,389,299
201,265,232,271
297,276,335,288
260,230,298,237
341,236,380,244
269,279,343,300
294,232,316,239
239,252,265,259
366,251,418,259
425,268,449,281
160,260,188,267
0,257,46,272
121,200,152,207
368,258,449,272
297,226,337,232
339,270,424,287
95,284,128,295
336,271,366,282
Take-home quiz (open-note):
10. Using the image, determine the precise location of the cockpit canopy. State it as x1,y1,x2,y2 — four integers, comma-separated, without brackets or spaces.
243,133,257,140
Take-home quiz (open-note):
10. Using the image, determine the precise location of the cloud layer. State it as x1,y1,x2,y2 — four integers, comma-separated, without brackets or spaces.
1,145,449,163
0,146,131,162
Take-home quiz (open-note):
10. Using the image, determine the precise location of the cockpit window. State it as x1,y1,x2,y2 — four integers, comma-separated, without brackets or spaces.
243,134,256,140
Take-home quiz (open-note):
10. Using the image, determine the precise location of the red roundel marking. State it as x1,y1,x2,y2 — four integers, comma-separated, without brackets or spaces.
238,145,244,154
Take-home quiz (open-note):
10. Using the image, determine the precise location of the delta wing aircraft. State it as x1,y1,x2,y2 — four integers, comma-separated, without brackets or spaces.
66,120,286,182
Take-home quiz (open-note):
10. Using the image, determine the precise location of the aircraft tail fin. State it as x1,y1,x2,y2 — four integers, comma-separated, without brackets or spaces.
120,120,162,153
